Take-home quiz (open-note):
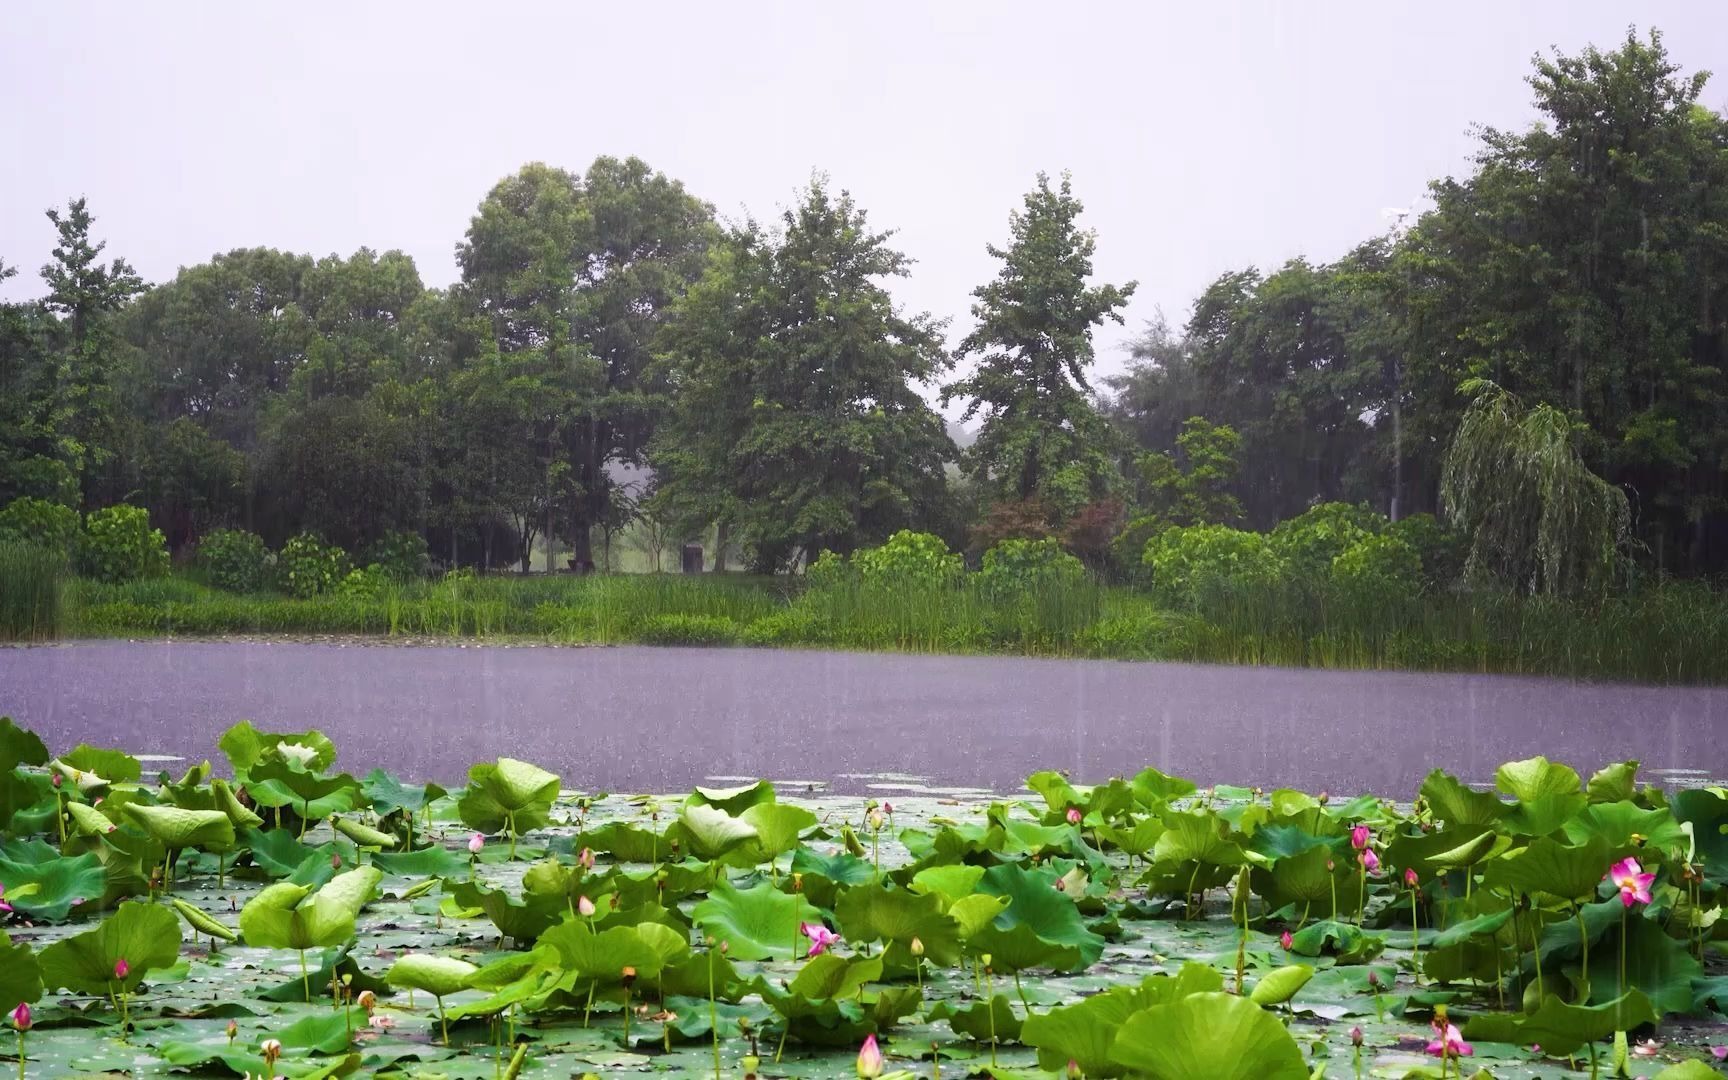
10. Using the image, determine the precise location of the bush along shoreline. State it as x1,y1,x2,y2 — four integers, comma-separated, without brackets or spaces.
0,507,1719,683
0,717,1722,1077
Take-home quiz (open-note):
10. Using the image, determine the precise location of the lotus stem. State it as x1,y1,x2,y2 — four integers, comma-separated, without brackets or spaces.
709,948,721,1079
503,1041,528,1080
1576,905,1589,991
300,949,310,1001
55,787,66,846
1410,889,1422,983
437,994,449,1046
17,1028,25,1080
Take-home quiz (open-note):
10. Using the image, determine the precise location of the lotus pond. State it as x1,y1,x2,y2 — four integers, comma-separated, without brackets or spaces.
0,719,1723,1079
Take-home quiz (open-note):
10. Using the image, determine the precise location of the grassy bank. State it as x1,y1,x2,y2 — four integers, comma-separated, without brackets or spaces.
0,540,64,641
44,569,1728,683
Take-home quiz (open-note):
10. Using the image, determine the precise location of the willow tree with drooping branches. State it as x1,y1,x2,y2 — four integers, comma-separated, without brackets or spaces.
1441,379,1630,595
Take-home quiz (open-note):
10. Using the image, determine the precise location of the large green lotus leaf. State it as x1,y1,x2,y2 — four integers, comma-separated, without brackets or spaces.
66,800,119,836
1503,793,1589,836
965,921,1082,973
927,993,1024,1043
155,1039,357,1079
209,778,263,829
441,878,566,943
0,770,50,835
1587,761,1640,803
1252,844,1350,916
1671,788,1728,883
834,883,962,964
998,818,1073,856
690,881,821,961
38,900,180,993
1110,992,1307,1079
790,847,876,908
977,863,1106,968
0,933,42,1013
1464,990,1657,1056
1130,766,1197,806
1248,963,1313,1006
387,953,478,997
1098,816,1165,857
686,779,776,814
330,816,396,849
1287,920,1385,964
362,768,446,816
1599,913,1702,1015
909,864,985,905
371,845,468,879
122,804,236,850
457,757,559,834
739,802,817,859
1426,829,1504,869
255,945,389,1002
1481,836,1610,901
635,921,690,969
1151,810,1249,869
1026,770,1082,813
0,846,106,921
1426,907,1512,949
948,893,1012,938
245,758,362,814
1022,965,1225,1077
242,827,341,880
171,897,237,942
788,952,884,1000
676,804,759,860
0,716,48,771
1562,801,1688,852
219,720,337,773
1495,756,1582,802
447,967,557,1020
1651,1064,1723,1080
1419,770,1508,827
1247,823,1338,860
239,866,380,950
540,922,665,981
651,949,747,1000
59,744,142,784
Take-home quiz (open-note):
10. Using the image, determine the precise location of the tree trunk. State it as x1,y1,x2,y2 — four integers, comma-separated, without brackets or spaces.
712,520,729,572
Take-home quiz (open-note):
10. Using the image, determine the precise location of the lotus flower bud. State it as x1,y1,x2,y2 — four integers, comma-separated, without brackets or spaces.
910,937,924,958
261,1038,282,1066
1280,930,1292,950
356,990,376,1014
224,1018,236,1042
1350,1025,1363,1047
577,895,596,918
856,1033,884,1078
10,1003,30,1031
620,966,637,988
1066,807,1082,825
114,958,130,980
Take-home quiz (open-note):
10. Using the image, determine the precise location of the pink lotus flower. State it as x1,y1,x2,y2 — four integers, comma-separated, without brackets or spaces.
578,847,595,871
1066,807,1082,825
1713,1045,1727,1060
0,882,11,914
1425,1021,1472,1058
1610,857,1655,907
1362,848,1381,874
1350,824,1370,851
1404,867,1419,887
1280,929,1293,950
10,1002,29,1031
1349,1025,1362,1047
801,921,840,958
468,833,485,855
114,958,130,980
368,1013,395,1032
856,1033,883,1078
577,895,596,918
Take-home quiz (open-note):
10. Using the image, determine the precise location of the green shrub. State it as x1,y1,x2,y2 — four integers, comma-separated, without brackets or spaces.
78,504,169,584
1269,502,1387,577
852,530,963,588
742,609,831,647
0,540,63,640
197,528,271,593
634,613,739,646
363,531,430,581
278,533,350,598
0,496,80,561
1144,524,1280,606
1331,534,1423,600
804,549,853,590
977,537,1087,596
1386,513,1466,590
338,563,392,600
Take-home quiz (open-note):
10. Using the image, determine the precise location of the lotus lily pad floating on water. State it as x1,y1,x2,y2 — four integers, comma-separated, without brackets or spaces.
0,713,1722,1078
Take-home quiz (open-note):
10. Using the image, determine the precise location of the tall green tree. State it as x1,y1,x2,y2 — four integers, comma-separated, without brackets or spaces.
651,179,955,569
943,172,1135,522
38,198,144,504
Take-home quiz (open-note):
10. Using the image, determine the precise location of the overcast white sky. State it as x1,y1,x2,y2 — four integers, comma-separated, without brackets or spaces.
4,2,1726,384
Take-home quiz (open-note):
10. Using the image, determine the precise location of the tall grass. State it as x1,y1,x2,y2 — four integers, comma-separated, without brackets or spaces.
0,541,64,641
56,568,1728,683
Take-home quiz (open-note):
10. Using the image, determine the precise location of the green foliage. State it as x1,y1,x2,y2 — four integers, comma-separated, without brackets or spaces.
196,528,270,593
852,530,963,589
944,173,1134,519
977,537,1086,597
277,533,349,599
1268,502,1387,577
0,496,80,559
1144,524,1280,605
0,541,64,641
635,613,740,646
1131,417,1245,532
77,504,168,584
360,531,428,581
1330,534,1423,600
335,564,391,600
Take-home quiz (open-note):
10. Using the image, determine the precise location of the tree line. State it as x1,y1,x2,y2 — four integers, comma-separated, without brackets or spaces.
3,29,1725,583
